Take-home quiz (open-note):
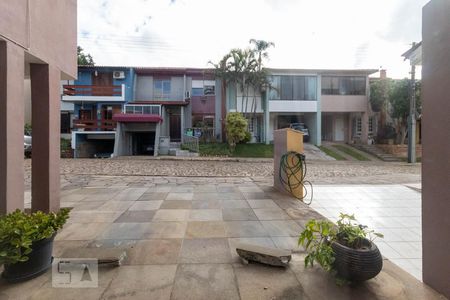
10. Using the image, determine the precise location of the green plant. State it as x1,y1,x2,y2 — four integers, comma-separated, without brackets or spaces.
0,209,70,265
298,213,383,272
240,131,252,144
24,123,32,136
60,138,71,151
225,112,248,152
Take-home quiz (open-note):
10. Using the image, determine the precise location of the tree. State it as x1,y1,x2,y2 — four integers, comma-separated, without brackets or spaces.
225,112,248,152
389,79,421,144
249,39,275,71
370,78,392,135
77,46,95,66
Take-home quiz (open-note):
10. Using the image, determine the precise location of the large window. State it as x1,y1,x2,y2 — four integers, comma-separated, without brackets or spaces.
269,75,317,100
154,79,171,99
321,76,366,95
192,80,215,96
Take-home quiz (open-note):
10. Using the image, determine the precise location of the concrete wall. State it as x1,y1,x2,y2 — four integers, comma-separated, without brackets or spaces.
0,0,77,79
421,0,450,298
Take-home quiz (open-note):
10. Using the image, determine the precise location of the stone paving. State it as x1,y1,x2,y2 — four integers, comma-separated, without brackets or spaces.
3,176,445,300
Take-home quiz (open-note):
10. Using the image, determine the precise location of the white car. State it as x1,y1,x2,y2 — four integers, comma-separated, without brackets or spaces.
24,135,32,157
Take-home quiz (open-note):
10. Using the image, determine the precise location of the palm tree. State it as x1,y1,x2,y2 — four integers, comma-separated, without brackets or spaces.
249,39,275,71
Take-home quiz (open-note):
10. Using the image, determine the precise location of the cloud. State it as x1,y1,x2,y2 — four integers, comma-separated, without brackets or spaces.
77,0,424,78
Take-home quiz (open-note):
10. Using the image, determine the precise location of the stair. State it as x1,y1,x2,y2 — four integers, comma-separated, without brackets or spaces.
168,142,199,157
354,144,402,162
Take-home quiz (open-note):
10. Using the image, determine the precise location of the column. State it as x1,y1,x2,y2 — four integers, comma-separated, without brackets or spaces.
316,75,322,146
264,91,270,144
30,64,61,213
0,41,25,214
180,106,185,143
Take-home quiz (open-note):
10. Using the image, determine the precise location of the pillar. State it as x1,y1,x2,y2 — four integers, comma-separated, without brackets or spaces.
316,75,322,146
30,64,61,213
0,41,25,214
264,91,270,144
422,0,450,297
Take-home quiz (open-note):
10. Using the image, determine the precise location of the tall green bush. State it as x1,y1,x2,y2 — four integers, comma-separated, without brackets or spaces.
225,112,248,152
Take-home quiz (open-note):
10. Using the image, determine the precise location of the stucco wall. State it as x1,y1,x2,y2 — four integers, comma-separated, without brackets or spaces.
0,0,77,79
321,95,367,112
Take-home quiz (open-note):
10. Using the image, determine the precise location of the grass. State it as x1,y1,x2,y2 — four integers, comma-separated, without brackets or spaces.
318,146,347,161
199,143,273,158
332,144,370,161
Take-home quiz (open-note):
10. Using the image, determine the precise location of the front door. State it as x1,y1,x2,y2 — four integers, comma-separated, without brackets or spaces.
170,115,181,142
334,116,345,141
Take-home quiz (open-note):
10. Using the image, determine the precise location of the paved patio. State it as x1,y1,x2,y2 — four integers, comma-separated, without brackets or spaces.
311,185,423,281
0,176,444,299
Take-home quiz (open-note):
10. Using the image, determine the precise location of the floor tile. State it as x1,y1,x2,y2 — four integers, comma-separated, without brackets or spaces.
142,221,187,239
97,222,151,240
160,200,192,209
129,200,162,211
271,237,303,252
192,199,222,209
101,265,177,299
67,211,122,223
243,192,268,200
224,221,268,238
186,221,227,238
97,201,134,212
253,208,291,220
188,209,222,221
114,210,155,223
153,209,190,221
222,208,258,221
126,239,182,265
166,193,194,201
246,199,279,209
55,222,110,241
138,192,168,201
179,238,232,263
113,188,148,201
234,263,305,299
260,220,303,237
220,200,250,209
171,264,239,300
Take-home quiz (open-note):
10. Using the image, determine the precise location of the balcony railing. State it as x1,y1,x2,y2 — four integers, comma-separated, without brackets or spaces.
62,84,125,102
73,119,117,131
124,104,161,115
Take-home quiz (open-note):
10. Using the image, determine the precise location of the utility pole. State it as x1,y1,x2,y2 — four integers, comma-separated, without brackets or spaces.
407,61,416,163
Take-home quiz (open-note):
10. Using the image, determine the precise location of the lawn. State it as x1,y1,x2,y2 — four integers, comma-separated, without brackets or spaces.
332,144,370,161
199,143,273,158
318,146,347,161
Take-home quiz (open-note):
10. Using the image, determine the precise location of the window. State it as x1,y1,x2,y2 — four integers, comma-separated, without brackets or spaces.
154,79,171,99
269,75,317,100
369,116,375,134
192,80,215,96
321,76,366,95
352,117,362,136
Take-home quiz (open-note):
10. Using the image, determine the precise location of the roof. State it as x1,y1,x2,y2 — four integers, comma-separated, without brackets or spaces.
112,113,163,123
266,68,378,75
402,42,422,59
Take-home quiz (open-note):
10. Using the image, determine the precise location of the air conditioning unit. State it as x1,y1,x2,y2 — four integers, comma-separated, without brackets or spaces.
113,71,125,79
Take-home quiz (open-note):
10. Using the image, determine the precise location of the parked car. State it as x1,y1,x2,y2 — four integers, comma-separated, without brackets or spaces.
289,123,310,142
24,135,32,158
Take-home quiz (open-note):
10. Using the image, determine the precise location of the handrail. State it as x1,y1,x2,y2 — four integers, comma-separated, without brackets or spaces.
73,119,117,131
182,134,199,153
63,85,122,96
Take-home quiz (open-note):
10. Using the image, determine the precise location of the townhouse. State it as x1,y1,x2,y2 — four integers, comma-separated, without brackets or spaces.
61,66,376,157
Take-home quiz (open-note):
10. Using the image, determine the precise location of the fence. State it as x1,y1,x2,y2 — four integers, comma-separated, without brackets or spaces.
182,135,199,153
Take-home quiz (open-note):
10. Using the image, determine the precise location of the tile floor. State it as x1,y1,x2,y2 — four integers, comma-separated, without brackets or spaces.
310,184,423,280
4,177,441,299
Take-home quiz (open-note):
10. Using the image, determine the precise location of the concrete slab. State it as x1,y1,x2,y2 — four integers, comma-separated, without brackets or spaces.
171,264,240,300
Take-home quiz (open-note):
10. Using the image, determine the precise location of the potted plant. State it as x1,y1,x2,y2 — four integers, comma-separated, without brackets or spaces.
298,213,383,283
0,208,70,282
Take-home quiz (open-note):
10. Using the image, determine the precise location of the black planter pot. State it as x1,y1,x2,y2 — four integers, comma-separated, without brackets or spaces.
331,238,383,282
1,234,56,283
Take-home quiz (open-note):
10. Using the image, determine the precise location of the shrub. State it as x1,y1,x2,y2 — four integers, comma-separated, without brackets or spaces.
0,209,70,265
225,112,248,152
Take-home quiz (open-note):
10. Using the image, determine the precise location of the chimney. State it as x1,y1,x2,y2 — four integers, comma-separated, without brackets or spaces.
380,69,387,79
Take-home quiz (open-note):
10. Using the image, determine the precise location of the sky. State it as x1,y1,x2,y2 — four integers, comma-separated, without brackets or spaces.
78,0,427,79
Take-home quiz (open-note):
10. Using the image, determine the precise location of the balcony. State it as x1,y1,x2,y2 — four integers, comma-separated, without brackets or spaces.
73,119,117,131
62,84,125,102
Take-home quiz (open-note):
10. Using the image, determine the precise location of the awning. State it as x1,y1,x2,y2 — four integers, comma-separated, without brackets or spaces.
112,113,163,123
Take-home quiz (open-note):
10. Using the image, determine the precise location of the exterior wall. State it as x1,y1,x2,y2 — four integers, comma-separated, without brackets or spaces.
135,76,153,100
321,95,367,112
422,0,450,298
0,0,77,79
269,100,317,112
134,74,185,101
